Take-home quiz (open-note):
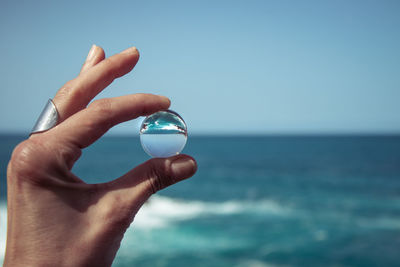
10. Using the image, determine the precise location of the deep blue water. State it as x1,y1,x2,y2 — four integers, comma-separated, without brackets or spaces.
1,134,400,266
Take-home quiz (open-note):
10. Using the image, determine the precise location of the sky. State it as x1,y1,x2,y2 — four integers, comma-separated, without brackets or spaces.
0,0,399,135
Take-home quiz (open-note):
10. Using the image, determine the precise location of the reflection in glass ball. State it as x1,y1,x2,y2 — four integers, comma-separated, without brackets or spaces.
140,110,187,158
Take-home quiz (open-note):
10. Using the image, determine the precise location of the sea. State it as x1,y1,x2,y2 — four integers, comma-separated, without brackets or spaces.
1,134,400,267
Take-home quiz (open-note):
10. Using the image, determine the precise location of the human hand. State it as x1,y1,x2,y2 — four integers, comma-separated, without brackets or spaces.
4,45,197,267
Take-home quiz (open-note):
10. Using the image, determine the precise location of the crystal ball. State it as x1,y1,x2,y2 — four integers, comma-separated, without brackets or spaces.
140,110,188,158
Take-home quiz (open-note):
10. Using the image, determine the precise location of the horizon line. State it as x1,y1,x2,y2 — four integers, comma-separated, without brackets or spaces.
1,131,400,138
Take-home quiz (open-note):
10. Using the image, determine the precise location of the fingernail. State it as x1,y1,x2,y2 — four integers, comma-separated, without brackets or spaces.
171,157,196,178
159,95,171,106
121,46,139,55
86,44,97,62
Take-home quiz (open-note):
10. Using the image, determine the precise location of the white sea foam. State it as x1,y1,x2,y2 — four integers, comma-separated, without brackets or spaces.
133,195,289,229
0,202,7,265
236,259,281,267
0,196,288,264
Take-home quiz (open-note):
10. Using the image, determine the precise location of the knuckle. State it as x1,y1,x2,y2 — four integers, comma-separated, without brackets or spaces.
129,94,159,116
89,98,113,116
56,80,76,100
9,140,44,178
69,86,88,107
88,98,114,129
64,79,75,89
11,141,37,166
8,138,79,183
102,57,120,81
55,80,90,114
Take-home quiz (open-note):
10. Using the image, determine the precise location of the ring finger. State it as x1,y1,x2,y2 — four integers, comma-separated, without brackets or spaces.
79,44,105,74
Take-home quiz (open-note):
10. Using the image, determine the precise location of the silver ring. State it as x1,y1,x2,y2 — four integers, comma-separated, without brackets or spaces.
31,99,59,135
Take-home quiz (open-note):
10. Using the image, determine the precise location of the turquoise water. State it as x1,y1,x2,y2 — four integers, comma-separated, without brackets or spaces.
1,135,400,266
140,110,187,135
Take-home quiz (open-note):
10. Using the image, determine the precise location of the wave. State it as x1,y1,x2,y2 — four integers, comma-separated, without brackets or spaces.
0,197,287,263
2,196,400,265
133,195,289,229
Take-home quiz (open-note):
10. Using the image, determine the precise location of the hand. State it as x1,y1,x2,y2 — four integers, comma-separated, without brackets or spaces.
4,45,197,267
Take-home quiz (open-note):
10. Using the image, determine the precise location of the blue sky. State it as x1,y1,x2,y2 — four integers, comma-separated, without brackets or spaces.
0,0,399,135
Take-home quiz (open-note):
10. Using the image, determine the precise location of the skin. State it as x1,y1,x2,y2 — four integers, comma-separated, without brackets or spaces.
4,45,197,267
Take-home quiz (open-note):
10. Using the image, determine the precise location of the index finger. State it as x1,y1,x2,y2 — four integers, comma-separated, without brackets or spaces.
52,94,170,150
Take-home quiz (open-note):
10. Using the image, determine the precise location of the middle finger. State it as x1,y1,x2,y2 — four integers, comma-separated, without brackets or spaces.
53,46,140,122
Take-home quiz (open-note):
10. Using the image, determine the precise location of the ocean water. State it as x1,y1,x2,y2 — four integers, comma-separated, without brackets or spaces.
1,134,400,266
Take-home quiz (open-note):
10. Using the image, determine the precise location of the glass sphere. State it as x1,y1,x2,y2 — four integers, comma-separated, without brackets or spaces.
140,110,187,158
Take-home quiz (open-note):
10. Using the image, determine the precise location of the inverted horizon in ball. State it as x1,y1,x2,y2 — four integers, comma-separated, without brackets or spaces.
140,110,187,158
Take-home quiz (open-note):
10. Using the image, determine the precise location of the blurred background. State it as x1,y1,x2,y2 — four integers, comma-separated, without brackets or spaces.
1,0,400,266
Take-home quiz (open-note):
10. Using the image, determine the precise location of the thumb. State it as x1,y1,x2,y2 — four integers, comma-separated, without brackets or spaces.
141,155,197,195
105,155,197,207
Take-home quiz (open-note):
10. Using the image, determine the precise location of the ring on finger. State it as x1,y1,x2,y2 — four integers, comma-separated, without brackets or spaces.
30,99,59,135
